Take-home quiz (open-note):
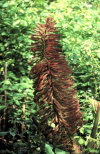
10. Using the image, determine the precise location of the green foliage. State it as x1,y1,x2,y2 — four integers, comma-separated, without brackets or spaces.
0,0,35,126
0,0,100,153
45,143,69,154
0,105,7,110
45,144,54,154
0,0,48,153
39,0,100,152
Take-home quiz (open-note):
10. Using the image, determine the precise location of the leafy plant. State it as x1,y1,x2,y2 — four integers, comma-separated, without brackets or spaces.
31,17,83,151
0,0,99,153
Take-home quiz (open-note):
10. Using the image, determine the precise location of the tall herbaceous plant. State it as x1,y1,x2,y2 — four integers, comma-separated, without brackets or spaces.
31,18,83,151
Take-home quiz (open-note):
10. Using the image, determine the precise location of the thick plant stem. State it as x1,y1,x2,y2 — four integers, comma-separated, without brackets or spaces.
21,102,26,133
3,62,7,130
4,62,7,104
91,104,100,138
87,103,100,148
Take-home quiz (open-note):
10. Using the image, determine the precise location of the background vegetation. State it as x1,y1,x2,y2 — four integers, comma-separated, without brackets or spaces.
0,0,100,153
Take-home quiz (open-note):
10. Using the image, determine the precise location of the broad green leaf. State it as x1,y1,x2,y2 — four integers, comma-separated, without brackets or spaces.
78,138,85,145
0,105,7,110
45,144,54,154
4,80,11,85
9,131,16,137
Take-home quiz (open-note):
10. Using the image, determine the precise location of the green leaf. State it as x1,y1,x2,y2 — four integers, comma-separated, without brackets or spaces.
79,127,84,134
51,123,55,128
15,101,20,105
13,20,20,26
0,132,8,136
45,144,54,154
97,52,100,58
3,3,9,8
9,131,16,137
78,138,85,145
4,80,11,85
55,148,69,154
0,105,7,110
21,20,28,26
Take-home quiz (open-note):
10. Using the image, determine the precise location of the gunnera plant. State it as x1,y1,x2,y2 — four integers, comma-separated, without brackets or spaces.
31,17,83,151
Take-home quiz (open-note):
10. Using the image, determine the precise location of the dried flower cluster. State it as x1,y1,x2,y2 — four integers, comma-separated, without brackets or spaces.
31,18,83,150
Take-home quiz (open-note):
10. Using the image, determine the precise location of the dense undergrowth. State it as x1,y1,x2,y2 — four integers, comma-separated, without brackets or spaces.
0,0,100,153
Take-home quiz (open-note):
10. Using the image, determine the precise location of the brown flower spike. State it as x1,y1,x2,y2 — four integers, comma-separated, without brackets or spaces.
31,18,83,150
